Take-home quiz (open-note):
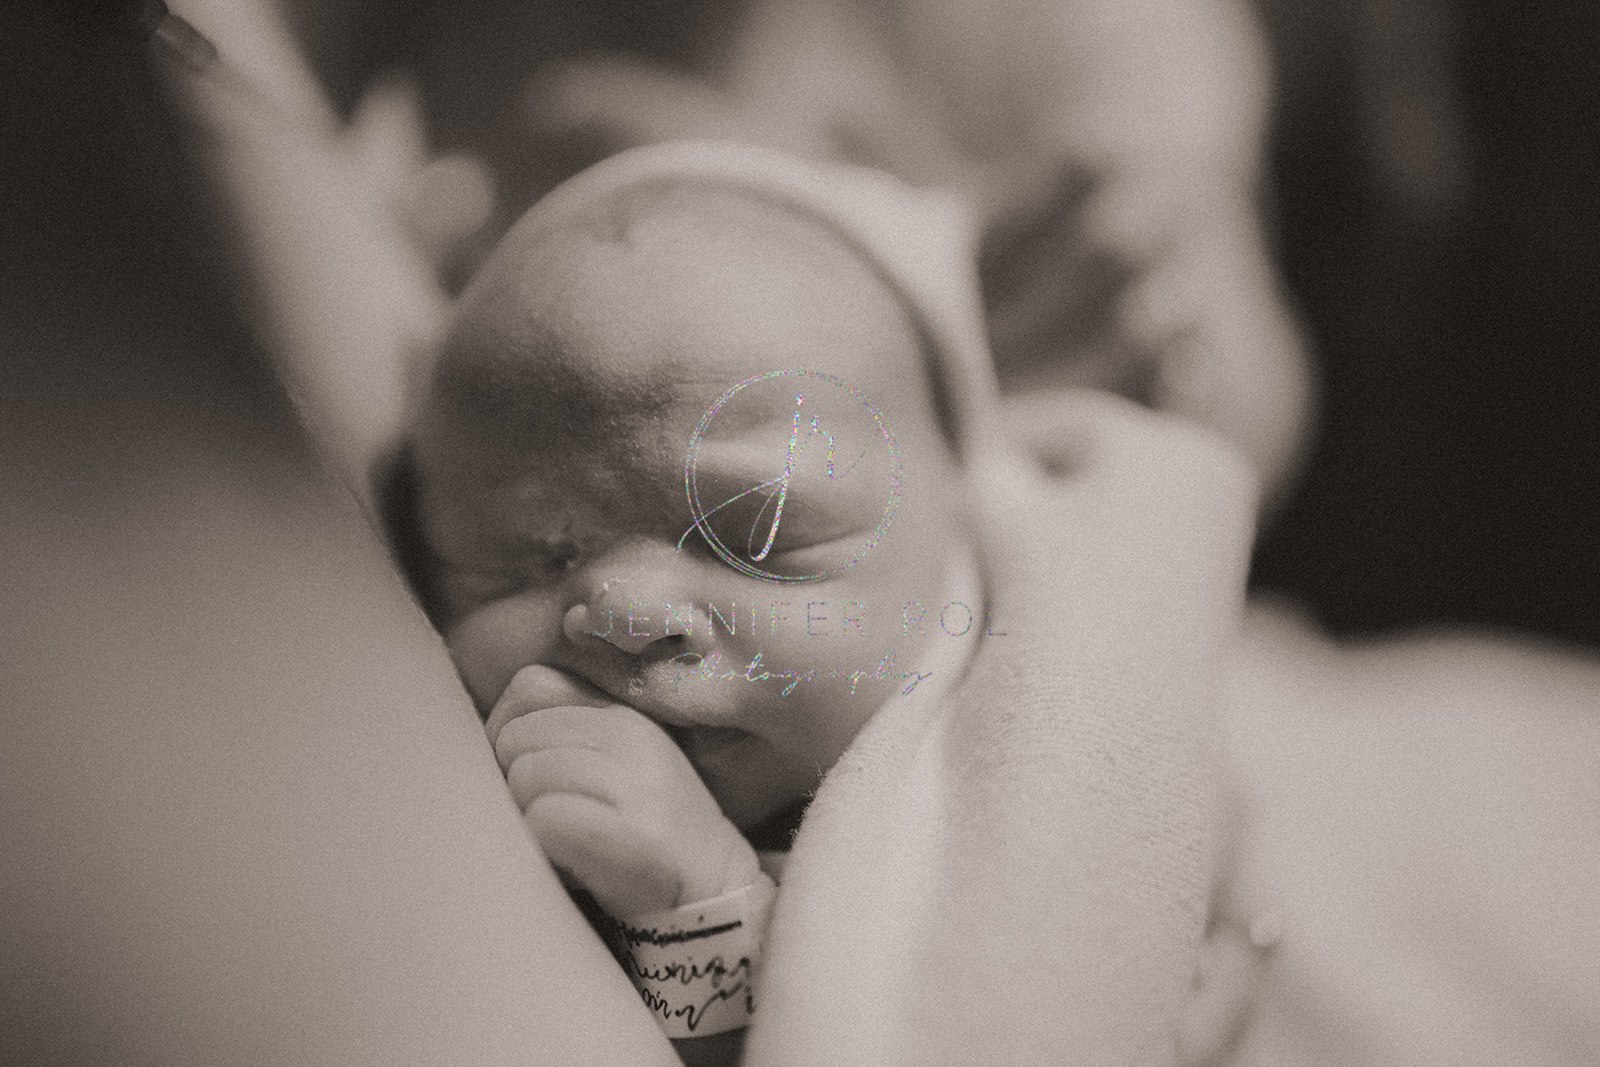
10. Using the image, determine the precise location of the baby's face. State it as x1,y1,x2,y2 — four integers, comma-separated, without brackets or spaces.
414,185,978,828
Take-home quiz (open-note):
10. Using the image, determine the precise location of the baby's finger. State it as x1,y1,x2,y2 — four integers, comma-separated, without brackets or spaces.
505,745,627,813
492,701,673,776
484,664,613,750
526,793,685,917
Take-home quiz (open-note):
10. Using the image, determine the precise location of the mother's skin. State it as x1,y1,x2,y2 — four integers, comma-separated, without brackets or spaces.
0,13,671,1064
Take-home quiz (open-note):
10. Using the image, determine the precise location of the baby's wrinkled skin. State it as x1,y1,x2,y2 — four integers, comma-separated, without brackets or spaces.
410,181,980,918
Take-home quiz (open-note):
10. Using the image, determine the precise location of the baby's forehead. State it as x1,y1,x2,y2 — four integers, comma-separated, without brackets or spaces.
457,182,928,404
420,179,948,545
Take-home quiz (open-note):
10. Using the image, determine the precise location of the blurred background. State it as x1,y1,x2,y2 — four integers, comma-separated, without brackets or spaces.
255,0,1600,648
1255,0,1600,649
47,0,1574,652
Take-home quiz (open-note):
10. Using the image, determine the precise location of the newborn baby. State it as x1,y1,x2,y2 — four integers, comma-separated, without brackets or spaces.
407,149,989,1042
407,146,1600,1066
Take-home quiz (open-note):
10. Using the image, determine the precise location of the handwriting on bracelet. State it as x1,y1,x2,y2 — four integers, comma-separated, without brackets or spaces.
613,917,743,947
632,953,752,1033
600,913,756,1034
636,968,750,1034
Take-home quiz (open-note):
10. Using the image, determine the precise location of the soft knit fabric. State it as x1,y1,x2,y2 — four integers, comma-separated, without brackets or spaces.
1215,609,1600,1064
751,407,1255,1065
523,143,1260,1063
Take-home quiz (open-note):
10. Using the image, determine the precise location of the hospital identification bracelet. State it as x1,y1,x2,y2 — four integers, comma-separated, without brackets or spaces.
600,874,778,1039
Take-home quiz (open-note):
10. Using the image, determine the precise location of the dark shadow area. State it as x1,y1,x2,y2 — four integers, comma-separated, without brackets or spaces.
1254,0,1600,648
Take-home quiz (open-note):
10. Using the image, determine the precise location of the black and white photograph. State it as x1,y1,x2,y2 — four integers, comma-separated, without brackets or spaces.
4,0,1598,1062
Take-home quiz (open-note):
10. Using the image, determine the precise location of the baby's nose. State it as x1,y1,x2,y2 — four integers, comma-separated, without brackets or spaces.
562,578,715,657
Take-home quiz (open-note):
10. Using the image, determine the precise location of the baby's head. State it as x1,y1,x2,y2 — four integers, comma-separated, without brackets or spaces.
410,164,981,829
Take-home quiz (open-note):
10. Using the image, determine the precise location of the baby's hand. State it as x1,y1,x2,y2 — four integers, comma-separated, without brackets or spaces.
485,665,760,918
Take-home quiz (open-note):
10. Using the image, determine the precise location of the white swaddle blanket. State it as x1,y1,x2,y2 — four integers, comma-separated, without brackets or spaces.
534,144,1600,1067
535,143,1261,1064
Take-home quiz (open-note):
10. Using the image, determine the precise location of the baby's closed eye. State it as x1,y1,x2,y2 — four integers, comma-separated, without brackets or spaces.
434,540,585,610
705,486,867,562
760,514,865,561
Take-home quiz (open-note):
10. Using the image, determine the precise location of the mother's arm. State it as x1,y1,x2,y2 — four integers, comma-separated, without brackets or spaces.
0,12,670,1064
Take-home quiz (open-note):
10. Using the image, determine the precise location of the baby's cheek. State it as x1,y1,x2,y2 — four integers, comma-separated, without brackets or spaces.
443,594,566,711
